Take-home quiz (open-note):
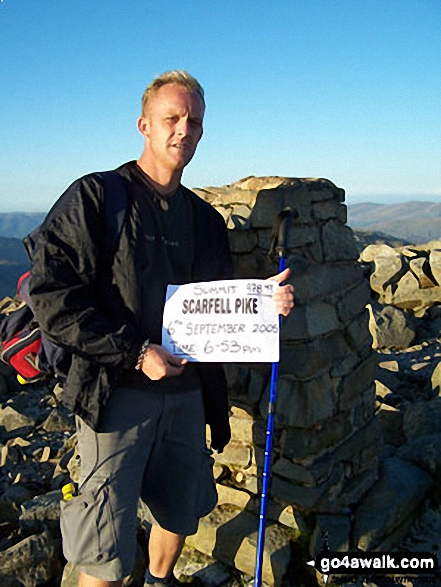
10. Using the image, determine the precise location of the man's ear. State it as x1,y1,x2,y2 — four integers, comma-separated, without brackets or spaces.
137,116,150,138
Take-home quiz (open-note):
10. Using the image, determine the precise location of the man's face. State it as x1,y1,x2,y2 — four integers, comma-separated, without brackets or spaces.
139,83,205,174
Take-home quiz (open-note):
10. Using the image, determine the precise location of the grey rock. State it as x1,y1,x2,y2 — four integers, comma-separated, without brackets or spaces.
214,442,252,468
228,228,258,253
310,513,351,557
403,397,441,439
282,300,340,341
279,331,352,380
331,417,383,466
250,184,314,229
321,221,359,262
430,361,441,396
0,485,35,522
337,280,372,325
281,411,353,461
186,505,292,586
192,562,234,586
368,304,416,350
271,466,344,510
42,406,75,433
353,457,433,551
335,467,379,509
312,199,347,222
0,406,36,433
174,544,234,586
378,403,405,447
260,373,338,429
397,433,441,479
338,354,379,410
429,248,441,285
228,406,254,443
0,528,60,586
20,490,61,534
247,366,269,404
288,263,365,306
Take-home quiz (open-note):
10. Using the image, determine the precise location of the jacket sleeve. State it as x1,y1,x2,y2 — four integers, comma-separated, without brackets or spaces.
28,175,142,369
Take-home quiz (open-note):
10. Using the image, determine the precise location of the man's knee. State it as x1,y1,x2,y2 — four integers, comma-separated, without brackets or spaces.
78,570,123,587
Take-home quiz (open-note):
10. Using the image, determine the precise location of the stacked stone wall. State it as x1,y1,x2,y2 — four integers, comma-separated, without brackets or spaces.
218,178,380,508
188,177,382,582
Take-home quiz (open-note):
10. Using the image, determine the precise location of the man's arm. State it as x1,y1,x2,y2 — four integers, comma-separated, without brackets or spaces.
138,344,187,380
29,176,142,369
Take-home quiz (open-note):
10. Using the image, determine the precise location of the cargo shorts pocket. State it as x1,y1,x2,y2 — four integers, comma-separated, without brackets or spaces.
60,482,117,566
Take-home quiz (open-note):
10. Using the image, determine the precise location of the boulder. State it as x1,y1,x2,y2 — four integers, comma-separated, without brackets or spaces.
353,457,433,550
186,505,293,586
430,361,441,396
397,433,441,481
403,398,441,439
19,490,62,534
0,529,61,586
429,248,441,285
0,406,36,434
367,303,415,349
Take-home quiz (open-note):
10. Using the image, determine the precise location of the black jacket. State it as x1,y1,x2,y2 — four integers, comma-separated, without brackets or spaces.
28,164,233,451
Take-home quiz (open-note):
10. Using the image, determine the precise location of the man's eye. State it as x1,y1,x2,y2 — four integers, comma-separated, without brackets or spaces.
166,116,178,123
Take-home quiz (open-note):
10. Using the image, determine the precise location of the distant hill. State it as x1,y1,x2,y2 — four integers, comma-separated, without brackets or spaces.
0,201,439,298
347,201,441,244
0,213,46,239
0,237,30,299
1,201,441,244
352,230,408,252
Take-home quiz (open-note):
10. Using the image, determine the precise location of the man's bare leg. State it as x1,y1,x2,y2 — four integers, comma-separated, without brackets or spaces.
147,525,185,580
78,572,122,587
76,528,183,586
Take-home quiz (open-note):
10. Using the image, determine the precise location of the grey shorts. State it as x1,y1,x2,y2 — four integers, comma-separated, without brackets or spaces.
60,387,217,581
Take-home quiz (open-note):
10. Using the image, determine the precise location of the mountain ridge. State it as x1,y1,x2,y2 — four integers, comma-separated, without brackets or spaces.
0,199,440,298
347,200,441,243
0,213,46,239
1,200,441,240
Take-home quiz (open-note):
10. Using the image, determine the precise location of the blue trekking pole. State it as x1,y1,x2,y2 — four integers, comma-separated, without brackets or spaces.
254,207,296,587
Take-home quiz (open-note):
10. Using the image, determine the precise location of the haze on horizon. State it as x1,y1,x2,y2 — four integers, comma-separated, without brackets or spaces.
1,0,440,213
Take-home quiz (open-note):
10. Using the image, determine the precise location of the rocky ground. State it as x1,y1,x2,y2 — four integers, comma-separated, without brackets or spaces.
0,335,440,587
327,338,441,587
2,233,441,586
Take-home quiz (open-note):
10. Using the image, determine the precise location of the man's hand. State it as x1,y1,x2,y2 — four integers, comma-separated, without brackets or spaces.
140,343,187,380
268,268,294,316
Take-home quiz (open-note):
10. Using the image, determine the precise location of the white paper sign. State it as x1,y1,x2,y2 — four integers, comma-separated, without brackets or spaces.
162,279,279,362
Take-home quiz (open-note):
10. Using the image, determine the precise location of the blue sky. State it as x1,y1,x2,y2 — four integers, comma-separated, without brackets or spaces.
1,0,440,211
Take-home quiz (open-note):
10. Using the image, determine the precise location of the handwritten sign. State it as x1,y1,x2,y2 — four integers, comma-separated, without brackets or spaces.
162,279,279,362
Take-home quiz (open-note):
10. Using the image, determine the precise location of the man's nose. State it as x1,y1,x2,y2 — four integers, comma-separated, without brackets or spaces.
176,117,189,136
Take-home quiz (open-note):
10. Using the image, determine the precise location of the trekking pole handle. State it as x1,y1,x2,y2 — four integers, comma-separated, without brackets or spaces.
269,207,299,261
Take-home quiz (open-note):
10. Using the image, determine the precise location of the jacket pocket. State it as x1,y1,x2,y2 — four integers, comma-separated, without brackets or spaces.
60,481,117,566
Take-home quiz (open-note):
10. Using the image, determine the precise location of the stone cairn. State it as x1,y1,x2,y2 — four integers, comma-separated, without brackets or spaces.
0,177,436,587
188,177,382,584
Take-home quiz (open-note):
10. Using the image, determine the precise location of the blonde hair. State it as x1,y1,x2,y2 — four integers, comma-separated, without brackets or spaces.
141,70,205,115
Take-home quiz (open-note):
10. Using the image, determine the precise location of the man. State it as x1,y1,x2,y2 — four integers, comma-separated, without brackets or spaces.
29,71,294,587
